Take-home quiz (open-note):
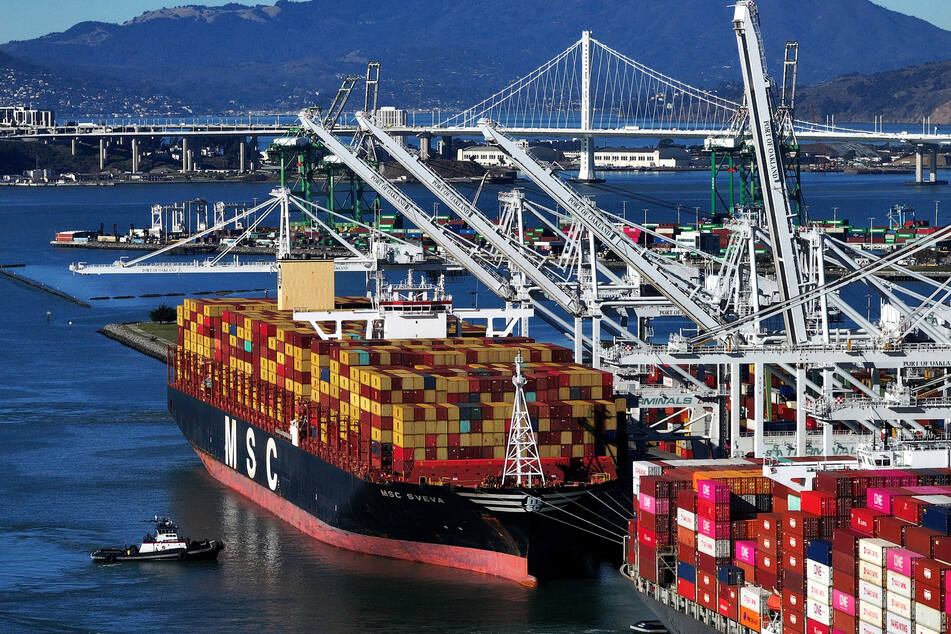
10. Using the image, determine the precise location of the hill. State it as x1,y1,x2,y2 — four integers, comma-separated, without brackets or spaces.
3,0,951,116
798,60,951,124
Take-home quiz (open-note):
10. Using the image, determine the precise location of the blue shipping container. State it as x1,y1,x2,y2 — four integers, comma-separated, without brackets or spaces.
922,506,951,535
717,564,744,586
677,561,696,583
806,539,833,566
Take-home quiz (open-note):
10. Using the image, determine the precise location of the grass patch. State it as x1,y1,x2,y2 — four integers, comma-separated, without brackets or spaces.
135,322,178,345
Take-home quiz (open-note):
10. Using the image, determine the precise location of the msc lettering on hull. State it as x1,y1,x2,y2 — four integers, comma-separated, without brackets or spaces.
223,415,278,492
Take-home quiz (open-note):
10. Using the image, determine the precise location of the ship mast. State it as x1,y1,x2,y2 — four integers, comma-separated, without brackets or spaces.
502,351,545,487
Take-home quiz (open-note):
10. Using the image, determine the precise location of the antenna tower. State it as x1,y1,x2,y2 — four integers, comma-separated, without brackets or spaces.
502,351,545,486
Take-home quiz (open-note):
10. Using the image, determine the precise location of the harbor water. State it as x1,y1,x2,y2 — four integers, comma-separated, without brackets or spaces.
0,171,946,631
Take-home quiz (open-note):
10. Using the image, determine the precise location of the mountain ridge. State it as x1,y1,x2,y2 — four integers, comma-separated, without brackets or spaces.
3,1,951,119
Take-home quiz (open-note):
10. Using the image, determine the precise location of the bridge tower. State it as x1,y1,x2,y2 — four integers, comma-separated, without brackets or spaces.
576,31,600,183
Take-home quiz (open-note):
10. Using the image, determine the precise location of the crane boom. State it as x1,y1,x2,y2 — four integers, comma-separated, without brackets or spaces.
733,0,809,345
297,111,513,299
356,113,583,315
479,120,721,333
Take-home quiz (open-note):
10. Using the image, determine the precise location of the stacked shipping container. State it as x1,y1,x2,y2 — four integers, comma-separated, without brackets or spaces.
627,461,951,633
174,297,622,486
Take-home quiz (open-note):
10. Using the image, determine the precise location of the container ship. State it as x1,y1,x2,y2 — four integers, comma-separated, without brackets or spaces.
622,447,951,634
166,266,626,586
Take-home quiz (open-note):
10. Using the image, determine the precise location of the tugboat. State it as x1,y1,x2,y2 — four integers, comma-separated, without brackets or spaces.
90,517,224,562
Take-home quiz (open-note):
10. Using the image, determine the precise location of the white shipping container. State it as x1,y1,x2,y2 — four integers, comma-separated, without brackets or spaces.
696,533,729,558
887,591,912,619
860,538,899,566
914,602,942,632
859,600,884,626
887,611,913,634
740,585,763,612
807,578,832,604
916,623,940,634
807,559,832,585
859,560,884,587
807,598,831,625
914,495,951,505
677,508,695,530
860,622,883,634
631,461,662,494
859,579,886,606
887,570,913,598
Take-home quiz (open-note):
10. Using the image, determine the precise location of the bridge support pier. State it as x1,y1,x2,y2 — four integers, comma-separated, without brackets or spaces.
99,138,106,170
249,137,258,171
439,136,453,159
730,362,741,457
181,137,189,172
131,138,139,174
239,140,246,173
911,144,945,185
71,138,77,156
418,135,431,160
187,149,194,172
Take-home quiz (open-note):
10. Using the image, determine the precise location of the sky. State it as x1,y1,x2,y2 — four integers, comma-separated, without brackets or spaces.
0,0,950,45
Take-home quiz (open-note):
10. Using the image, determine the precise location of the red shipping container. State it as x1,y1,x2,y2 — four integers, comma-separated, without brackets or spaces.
638,543,658,582
851,507,884,535
832,608,857,633
717,596,737,620
784,587,805,614
678,542,696,564
759,532,780,557
875,515,911,545
784,531,806,555
931,534,951,562
832,527,864,555
801,491,838,517
758,568,778,591
677,577,696,601
697,587,717,611
784,606,805,633
893,496,925,524
760,550,779,574
915,580,943,610
915,558,951,589
718,585,739,620
832,549,858,574
638,526,663,548
905,525,943,558
697,570,716,592
757,513,783,539
696,552,716,573
783,569,805,592
677,488,697,512
736,560,755,585
697,498,730,521
832,565,857,594
784,550,805,573
677,525,696,549
806,618,830,634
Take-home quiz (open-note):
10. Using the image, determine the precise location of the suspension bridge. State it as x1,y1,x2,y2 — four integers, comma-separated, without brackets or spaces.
6,29,951,181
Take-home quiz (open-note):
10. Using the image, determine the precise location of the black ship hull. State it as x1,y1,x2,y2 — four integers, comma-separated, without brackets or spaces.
638,593,721,634
168,386,616,585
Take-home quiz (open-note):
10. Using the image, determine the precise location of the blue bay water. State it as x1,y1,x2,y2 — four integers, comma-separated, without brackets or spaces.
0,171,945,632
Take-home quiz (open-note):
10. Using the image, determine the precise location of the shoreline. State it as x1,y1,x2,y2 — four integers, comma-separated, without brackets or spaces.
98,322,172,362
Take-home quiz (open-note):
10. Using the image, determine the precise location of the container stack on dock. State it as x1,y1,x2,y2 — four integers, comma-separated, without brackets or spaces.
173,297,621,485
626,461,951,633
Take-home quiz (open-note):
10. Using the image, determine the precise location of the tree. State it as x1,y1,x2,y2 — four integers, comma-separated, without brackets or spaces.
149,303,176,323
